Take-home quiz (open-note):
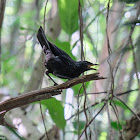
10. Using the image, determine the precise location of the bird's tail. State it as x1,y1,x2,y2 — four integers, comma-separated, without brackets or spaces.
37,26,70,57
37,26,51,50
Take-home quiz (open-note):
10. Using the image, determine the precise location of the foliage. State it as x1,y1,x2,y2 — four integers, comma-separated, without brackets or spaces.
0,0,140,139
41,98,66,129
58,0,79,35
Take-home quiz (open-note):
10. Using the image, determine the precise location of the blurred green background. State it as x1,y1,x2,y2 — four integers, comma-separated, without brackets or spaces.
0,0,140,139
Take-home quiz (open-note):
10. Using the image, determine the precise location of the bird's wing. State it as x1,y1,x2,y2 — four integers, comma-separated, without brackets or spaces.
51,55,77,79
57,55,76,67
37,26,70,57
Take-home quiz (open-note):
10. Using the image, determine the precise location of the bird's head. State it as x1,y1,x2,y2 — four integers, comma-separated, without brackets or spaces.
78,61,98,72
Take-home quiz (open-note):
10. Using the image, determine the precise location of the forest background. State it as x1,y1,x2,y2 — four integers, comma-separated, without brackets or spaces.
0,0,140,140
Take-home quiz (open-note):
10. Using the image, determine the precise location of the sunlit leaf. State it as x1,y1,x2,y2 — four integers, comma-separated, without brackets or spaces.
111,121,122,130
113,100,132,113
72,81,90,95
72,120,85,134
72,84,83,95
41,98,66,129
58,0,79,35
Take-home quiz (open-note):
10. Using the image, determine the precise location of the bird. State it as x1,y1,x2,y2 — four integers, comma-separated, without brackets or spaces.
37,26,98,84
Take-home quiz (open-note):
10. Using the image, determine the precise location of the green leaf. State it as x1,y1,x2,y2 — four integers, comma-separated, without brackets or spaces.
113,100,130,111
58,0,79,35
72,120,85,134
41,98,66,129
119,0,140,3
137,133,140,138
72,84,83,95
111,121,122,130
20,26,26,30
72,81,90,95
54,40,75,60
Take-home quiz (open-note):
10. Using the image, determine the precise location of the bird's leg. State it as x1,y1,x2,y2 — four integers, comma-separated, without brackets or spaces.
68,78,73,81
45,71,58,86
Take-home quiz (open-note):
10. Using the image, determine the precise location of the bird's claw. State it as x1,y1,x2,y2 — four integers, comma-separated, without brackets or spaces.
54,83,58,86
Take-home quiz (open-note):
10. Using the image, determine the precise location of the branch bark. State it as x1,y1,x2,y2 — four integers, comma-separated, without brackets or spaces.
0,73,105,127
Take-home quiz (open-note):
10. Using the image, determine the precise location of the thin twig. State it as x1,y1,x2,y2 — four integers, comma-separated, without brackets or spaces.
43,0,49,31
130,39,140,90
77,85,83,139
83,84,88,140
78,0,84,61
77,88,138,97
76,91,107,97
113,4,140,78
114,95,140,121
106,103,113,140
78,0,88,139
39,73,49,139
79,102,107,138
84,8,106,33
106,0,111,55
67,98,107,121
42,1,50,138
111,101,124,140
106,0,115,102
116,89,138,96
104,4,115,139
68,88,138,122
72,8,106,50
39,102,49,140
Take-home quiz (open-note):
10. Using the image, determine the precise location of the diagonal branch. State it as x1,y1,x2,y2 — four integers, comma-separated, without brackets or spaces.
79,101,107,138
114,95,140,121
0,73,105,127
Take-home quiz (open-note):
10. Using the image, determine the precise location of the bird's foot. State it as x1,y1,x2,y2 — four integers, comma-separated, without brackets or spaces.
67,78,73,81
45,71,58,86
54,83,58,86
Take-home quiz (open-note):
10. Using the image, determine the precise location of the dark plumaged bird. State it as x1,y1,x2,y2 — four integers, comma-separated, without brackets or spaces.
37,26,97,82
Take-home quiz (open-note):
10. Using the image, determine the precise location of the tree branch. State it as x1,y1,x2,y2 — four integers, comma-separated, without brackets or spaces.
79,101,107,138
0,73,105,127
